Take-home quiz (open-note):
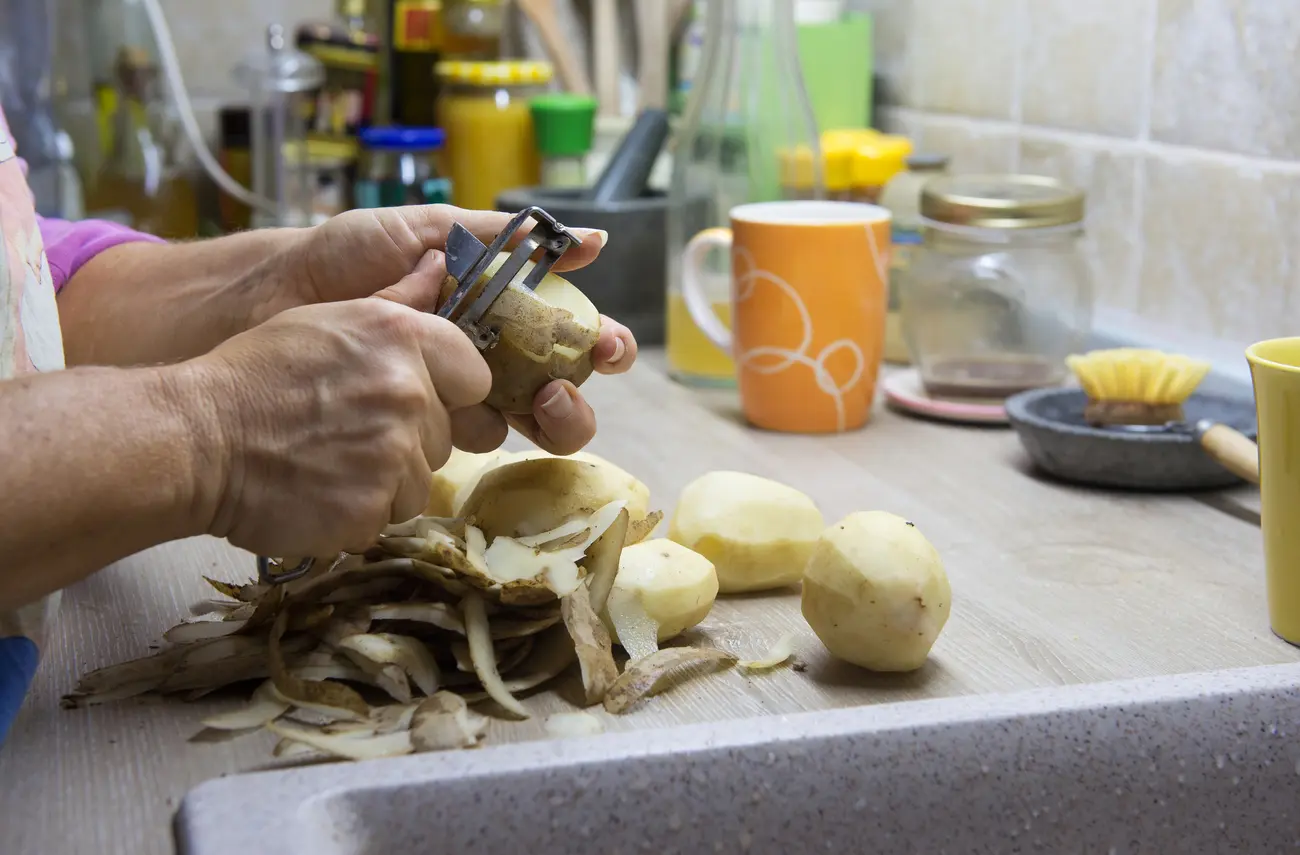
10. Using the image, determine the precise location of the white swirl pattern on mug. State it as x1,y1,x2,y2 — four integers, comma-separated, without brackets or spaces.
732,245,866,431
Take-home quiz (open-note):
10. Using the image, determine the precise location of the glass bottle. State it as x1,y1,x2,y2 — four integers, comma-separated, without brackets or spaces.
233,24,325,228
84,45,199,238
664,0,823,388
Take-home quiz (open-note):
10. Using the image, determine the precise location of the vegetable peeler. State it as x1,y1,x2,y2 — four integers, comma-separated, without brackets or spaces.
436,205,583,350
255,207,583,586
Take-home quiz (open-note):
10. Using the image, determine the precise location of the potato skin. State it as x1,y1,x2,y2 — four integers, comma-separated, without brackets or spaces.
800,511,951,672
480,286,597,414
439,261,601,416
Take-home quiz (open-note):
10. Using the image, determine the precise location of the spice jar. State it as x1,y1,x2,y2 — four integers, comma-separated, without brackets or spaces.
436,60,551,210
902,174,1092,399
849,134,912,203
877,153,950,364
354,126,451,208
530,93,597,188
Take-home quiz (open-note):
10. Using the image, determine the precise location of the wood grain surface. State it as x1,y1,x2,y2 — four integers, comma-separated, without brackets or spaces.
0,353,1290,855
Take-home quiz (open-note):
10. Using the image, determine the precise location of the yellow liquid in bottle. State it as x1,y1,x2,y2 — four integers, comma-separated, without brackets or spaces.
666,292,736,386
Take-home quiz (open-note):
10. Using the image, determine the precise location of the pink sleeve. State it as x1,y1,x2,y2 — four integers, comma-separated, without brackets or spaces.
36,215,166,293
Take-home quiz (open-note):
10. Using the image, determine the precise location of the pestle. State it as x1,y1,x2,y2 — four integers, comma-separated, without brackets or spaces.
586,108,670,205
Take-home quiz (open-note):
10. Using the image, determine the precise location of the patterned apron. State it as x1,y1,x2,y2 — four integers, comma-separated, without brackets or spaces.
0,106,68,742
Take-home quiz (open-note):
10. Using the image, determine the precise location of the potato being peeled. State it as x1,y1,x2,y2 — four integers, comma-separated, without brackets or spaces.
668,471,823,593
440,251,602,415
801,511,951,672
605,539,719,645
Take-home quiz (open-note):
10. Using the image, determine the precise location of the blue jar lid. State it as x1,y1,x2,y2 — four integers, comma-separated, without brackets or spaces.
359,126,445,151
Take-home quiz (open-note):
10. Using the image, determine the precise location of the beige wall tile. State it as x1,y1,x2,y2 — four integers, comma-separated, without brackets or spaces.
1138,153,1300,342
848,0,914,108
909,0,1022,119
911,114,1018,173
1151,0,1300,159
1021,0,1152,137
1019,134,1141,314
158,0,334,100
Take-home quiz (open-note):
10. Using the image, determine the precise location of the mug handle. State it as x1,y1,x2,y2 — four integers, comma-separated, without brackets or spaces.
681,227,734,354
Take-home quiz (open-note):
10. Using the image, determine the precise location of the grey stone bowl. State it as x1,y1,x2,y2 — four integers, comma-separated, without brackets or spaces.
1005,387,1258,491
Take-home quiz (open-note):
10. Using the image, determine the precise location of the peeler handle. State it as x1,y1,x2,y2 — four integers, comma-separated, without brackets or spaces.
1195,420,1260,485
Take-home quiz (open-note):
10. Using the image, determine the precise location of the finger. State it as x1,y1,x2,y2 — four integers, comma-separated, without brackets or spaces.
397,309,492,410
506,380,596,456
374,248,446,312
399,205,608,274
450,403,509,453
420,393,454,472
390,457,434,523
592,315,637,375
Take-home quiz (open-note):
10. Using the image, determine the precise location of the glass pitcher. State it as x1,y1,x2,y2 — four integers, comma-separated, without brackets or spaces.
664,0,823,388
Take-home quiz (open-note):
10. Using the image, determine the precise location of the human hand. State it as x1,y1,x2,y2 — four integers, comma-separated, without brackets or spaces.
185,296,491,557
274,205,639,454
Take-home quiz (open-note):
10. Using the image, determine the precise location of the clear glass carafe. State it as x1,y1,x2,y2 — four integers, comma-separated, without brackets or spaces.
664,0,823,388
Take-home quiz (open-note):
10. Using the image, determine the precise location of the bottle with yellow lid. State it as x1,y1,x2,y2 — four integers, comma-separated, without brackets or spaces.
436,60,551,210
850,134,912,203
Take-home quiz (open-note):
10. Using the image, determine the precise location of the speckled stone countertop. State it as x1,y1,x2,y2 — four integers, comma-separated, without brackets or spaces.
177,663,1300,854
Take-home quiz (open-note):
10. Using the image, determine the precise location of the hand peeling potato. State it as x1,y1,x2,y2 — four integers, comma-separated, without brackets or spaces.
801,511,951,672
439,251,602,415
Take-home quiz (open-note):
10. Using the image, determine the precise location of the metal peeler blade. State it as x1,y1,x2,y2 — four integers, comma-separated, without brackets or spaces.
437,206,582,351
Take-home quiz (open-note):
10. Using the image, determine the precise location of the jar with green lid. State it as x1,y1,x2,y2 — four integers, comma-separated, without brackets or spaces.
530,94,597,188
901,174,1092,400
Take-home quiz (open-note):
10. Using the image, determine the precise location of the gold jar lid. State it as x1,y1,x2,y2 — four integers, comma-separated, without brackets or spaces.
921,174,1085,229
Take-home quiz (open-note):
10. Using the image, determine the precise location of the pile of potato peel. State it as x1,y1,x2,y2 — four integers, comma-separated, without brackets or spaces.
62,455,746,763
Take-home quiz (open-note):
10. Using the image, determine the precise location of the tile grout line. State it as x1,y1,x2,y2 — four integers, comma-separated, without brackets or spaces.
889,107,1300,175
1128,0,1160,315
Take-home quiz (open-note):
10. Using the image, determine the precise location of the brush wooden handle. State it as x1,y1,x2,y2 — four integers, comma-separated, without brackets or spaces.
518,0,593,95
1198,422,1260,485
635,0,669,110
592,0,621,117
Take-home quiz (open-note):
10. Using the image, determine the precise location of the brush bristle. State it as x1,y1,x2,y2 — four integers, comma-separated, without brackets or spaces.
1065,348,1211,407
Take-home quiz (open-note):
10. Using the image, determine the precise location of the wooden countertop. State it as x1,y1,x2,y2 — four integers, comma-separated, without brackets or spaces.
0,353,1288,855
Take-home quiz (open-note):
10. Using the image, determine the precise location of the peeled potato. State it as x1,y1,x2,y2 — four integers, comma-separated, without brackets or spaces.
668,471,823,594
605,539,718,644
426,448,505,516
801,511,951,672
457,455,652,541
440,251,602,415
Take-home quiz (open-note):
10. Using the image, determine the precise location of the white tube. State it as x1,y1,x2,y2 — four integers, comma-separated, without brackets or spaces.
137,0,278,214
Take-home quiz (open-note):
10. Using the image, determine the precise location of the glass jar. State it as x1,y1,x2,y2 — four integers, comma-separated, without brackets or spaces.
877,153,950,365
436,60,550,210
902,174,1092,399
355,126,451,208
443,0,505,55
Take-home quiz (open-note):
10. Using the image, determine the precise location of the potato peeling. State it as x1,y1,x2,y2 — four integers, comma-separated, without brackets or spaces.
603,647,738,714
65,460,934,765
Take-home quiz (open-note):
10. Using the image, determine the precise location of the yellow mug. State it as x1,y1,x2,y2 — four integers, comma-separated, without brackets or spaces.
681,201,891,433
1246,338,1300,646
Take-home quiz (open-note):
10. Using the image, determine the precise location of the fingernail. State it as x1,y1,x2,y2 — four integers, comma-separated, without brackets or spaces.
584,229,609,248
541,386,574,419
606,336,626,365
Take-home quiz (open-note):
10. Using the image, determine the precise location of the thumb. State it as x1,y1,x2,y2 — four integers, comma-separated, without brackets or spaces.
373,249,447,312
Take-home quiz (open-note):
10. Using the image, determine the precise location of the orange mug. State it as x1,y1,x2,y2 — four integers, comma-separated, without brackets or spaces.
681,201,891,433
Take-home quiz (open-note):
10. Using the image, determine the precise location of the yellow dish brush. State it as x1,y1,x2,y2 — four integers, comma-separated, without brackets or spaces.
1065,347,1212,427
1064,347,1259,485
